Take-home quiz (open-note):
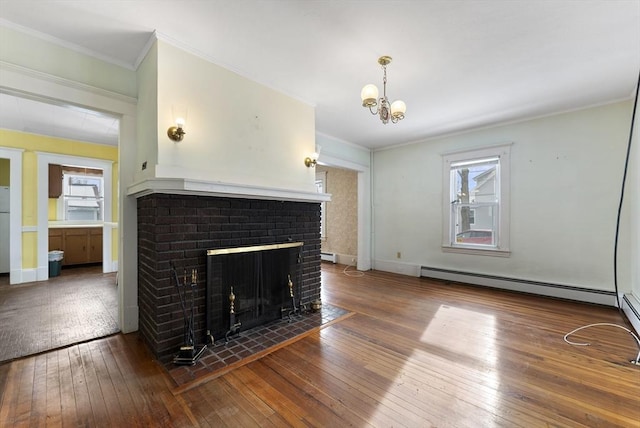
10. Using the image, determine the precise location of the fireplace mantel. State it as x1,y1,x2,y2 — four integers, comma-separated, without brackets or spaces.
128,177,331,203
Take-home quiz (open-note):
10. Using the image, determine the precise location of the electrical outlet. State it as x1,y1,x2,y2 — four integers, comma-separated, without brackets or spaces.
396,252,401,259
351,257,355,264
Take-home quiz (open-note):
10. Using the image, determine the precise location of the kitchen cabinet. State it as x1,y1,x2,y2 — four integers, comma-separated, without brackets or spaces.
49,227,103,266
89,228,103,263
48,229,63,251
48,164,63,198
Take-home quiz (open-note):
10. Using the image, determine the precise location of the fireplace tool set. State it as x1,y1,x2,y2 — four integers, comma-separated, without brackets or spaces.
224,286,242,343
172,266,207,365
281,274,302,321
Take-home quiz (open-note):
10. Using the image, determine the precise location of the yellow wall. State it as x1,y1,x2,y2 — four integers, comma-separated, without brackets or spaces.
48,199,57,220
0,129,119,268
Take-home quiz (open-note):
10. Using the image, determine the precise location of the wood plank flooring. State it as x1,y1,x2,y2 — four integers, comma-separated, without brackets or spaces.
1,263,639,427
0,265,118,362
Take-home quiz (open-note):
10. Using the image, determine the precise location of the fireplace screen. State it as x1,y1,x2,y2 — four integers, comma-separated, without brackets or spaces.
206,242,303,342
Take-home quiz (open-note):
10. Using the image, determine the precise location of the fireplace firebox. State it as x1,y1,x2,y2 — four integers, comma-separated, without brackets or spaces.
206,242,303,342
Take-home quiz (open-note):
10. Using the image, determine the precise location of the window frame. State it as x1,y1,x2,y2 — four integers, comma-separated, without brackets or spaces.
441,143,511,257
62,173,104,221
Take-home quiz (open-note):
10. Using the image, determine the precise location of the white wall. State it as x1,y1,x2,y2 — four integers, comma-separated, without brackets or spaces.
136,40,317,194
135,41,158,180
373,101,634,293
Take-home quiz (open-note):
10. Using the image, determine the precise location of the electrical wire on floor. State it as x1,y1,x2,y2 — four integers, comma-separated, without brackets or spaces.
563,322,640,365
343,261,365,277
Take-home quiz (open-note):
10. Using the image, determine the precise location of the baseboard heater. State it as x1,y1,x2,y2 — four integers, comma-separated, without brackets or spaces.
321,252,337,263
622,294,640,335
421,266,617,307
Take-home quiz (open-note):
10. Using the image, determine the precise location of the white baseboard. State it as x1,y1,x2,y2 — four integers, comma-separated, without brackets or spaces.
120,304,139,333
7,268,45,284
104,260,118,273
321,253,357,266
421,266,617,306
336,254,357,266
20,268,38,284
373,259,421,277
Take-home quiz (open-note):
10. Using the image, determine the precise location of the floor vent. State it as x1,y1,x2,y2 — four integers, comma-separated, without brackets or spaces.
320,252,337,263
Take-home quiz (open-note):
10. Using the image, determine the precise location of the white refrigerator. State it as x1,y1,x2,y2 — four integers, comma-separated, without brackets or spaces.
0,186,9,274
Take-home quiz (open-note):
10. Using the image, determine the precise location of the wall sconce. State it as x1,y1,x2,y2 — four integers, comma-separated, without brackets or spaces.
304,152,318,168
167,117,186,142
304,145,321,168
168,105,187,142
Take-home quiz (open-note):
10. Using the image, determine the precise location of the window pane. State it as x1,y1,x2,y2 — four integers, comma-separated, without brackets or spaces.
63,173,104,221
452,160,497,205
452,203,497,246
450,157,499,247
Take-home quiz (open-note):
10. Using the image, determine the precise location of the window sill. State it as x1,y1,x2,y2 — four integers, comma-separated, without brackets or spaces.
442,245,511,257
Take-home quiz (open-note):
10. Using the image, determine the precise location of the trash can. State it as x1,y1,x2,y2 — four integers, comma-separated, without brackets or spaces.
48,250,64,277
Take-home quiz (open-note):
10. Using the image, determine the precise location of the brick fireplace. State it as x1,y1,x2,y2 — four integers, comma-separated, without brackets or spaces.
136,193,321,361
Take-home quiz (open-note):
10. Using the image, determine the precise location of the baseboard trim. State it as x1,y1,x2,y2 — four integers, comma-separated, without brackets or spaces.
373,260,421,277
421,266,617,306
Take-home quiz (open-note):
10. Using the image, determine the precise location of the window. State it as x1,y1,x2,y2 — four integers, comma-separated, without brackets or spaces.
63,173,104,221
315,171,326,239
442,143,511,255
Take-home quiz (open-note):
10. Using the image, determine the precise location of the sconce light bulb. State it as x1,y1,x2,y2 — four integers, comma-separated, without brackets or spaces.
176,117,185,128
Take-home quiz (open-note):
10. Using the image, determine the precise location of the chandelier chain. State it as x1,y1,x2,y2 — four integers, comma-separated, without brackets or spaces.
382,65,387,99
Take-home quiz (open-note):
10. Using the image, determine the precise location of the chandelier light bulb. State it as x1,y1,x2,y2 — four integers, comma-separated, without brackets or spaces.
390,100,406,120
361,84,379,107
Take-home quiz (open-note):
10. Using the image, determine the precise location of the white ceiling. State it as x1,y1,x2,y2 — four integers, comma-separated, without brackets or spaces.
0,1,638,149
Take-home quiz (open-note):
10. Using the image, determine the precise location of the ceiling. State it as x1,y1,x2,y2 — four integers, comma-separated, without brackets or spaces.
0,1,638,150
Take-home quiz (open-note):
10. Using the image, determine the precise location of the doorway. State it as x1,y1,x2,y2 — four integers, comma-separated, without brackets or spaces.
0,94,122,360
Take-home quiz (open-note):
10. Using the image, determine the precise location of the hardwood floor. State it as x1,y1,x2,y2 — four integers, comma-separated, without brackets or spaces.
0,265,118,362
1,263,638,427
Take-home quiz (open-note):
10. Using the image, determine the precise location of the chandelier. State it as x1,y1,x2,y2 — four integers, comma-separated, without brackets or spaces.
361,56,406,124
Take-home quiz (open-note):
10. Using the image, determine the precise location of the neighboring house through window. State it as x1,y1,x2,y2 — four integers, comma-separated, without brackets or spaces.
442,143,511,255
